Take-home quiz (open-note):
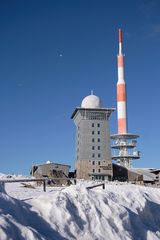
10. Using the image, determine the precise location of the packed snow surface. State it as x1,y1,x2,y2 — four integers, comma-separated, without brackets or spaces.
0,174,160,240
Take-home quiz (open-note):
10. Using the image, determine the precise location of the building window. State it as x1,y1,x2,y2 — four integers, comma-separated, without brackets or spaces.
98,138,100,142
98,154,101,158
92,169,95,173
92,153,95,158
92,138,94,143
92,131,94,135
92,161,95,165
92,123,94,127
86,112,106,120
98,169,101,173
98,161,100,165
97,123,100,127
92,146,95,150
98,146,100,150
97,131,100,135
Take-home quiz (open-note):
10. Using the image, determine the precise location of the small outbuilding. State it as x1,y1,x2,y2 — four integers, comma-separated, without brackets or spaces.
31,161,71,185
113,164,160,185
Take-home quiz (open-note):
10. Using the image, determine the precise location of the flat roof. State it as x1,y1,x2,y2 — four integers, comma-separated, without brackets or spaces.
112,155,140,160
33,162,71,168
71,107,115,119
131,168,156,181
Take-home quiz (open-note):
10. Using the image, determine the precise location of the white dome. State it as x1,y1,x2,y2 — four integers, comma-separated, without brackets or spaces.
81,94,102,108
46,160,52,164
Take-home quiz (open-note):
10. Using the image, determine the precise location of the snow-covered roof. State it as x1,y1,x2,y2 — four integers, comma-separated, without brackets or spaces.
131,168,156,181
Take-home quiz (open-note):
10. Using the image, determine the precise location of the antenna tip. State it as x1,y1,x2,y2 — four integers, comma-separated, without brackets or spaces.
119,29,122,43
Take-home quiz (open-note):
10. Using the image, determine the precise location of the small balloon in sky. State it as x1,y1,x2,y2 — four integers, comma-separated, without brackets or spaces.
59,54,63,57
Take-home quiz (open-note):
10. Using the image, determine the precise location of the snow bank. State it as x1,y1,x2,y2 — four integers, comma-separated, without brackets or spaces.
1,181,160,240
0,173,7,179
0,189,63,240
0,173,27,180
31,183,160,240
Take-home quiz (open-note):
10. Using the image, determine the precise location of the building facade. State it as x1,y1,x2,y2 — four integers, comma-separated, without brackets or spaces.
31,162,70,179
71,94,114,180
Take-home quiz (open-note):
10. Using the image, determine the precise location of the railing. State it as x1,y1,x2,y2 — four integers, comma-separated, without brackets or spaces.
87,183,105,190
111,143,136,148
0,178,76,192
112,153,140,159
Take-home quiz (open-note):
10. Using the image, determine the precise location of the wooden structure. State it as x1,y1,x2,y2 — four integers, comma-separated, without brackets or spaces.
0,177,76,192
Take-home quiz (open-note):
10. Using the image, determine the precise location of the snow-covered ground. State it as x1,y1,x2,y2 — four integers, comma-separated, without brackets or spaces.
0,174,160,240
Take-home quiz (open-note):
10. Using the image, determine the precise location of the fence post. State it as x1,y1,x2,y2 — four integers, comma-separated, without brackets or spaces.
43,180,46,192
102,183,105,189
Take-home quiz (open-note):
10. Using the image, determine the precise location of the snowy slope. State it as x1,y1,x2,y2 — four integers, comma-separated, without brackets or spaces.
0,177,160,240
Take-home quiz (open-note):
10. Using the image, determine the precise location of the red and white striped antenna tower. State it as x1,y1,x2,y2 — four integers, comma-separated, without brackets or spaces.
111,29,140,169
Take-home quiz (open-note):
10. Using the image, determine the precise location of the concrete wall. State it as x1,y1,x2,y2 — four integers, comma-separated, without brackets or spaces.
73,109,113,180
76,159,112,180
32,163,70,178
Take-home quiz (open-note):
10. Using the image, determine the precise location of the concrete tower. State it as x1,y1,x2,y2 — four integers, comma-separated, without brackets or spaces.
71,93,114,180
111,29,140,168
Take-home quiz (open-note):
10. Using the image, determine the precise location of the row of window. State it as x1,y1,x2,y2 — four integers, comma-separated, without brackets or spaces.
77,154,101,159
77,123,100,131
92,169,101,173
77,131,100,138
77,146,100,151
77,138,101,143
92,123,100,127
93,175,105,180
77,123,100,130
92,138,100,143
80,111,106,120
92,146,100,150
92,131,100,135
92,153,101,158
92,161,101,165
77,155,101,160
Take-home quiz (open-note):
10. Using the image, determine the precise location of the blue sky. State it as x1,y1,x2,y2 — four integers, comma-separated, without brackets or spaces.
0,0,160,174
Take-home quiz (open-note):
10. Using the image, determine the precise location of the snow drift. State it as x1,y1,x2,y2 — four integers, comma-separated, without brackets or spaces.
0,179,160,240
0,183,62,240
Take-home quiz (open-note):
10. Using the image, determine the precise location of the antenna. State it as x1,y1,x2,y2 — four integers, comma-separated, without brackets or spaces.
118,28,122,55
91,90,94,95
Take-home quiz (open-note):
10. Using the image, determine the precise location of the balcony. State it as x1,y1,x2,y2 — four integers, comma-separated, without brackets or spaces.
112,151,140,160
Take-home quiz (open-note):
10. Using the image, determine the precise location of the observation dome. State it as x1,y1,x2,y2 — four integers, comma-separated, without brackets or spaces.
81,94,102,109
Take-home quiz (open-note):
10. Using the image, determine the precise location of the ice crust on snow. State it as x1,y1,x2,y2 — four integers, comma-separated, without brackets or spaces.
0,176,160,240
